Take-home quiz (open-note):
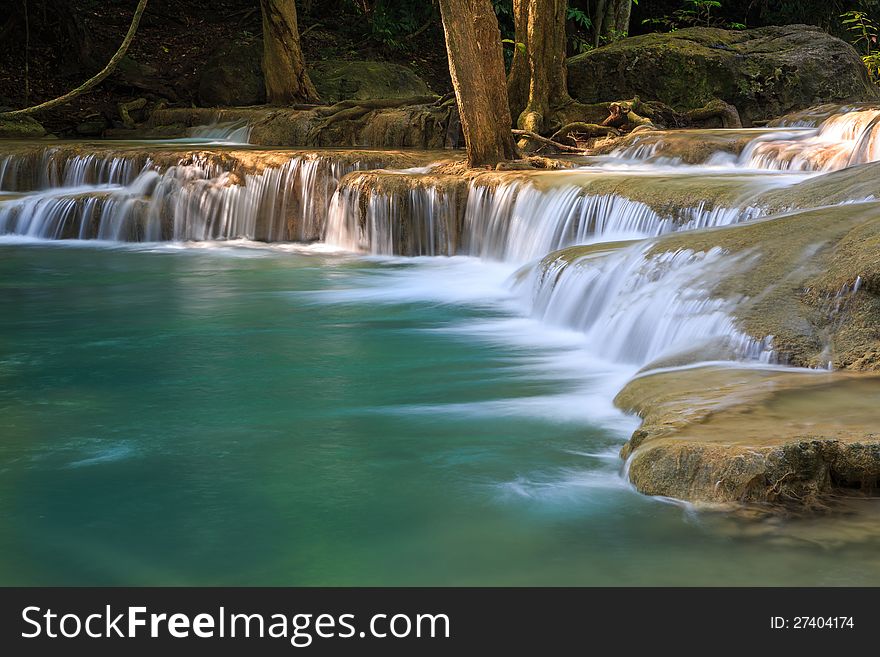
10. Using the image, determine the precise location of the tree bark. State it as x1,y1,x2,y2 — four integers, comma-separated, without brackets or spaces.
516,0,571,135
438,0,518,167
260,0,320,105
593,0,631,46
506,0,530,121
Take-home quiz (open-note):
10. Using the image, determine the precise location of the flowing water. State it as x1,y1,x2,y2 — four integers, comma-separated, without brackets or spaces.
2,107,880,585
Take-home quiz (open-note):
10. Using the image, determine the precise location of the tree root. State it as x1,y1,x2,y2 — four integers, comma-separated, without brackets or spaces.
511,129,588,154
314,95,439,118
685,98,743,128
551,122,619,142
118,97,147,129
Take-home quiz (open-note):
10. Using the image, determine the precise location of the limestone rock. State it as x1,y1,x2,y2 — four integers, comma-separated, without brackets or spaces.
308,60,432,104
567,25,880,125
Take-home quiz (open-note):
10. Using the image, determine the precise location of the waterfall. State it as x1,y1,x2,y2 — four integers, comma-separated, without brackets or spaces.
187,120,253,144
515,244,775,368
324,173,460,256
739,108,880,171
0,149,149,191
606,106,880,172
461,178,760,262
0,148,385,242
324,172,764,260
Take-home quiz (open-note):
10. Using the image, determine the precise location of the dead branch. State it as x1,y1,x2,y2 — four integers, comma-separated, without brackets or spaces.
511,129,588,153
0,0,149,118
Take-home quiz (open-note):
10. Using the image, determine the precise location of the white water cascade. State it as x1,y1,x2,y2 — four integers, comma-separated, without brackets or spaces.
607,105,880,171
515,244,776,368
187,120,253,144
322,172,772,260
0,149,393,242
739,107,880,171
460,179,763,262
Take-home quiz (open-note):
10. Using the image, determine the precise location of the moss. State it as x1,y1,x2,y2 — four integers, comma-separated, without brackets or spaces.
0,117,46,140
567,25,879,125
309,60,433,105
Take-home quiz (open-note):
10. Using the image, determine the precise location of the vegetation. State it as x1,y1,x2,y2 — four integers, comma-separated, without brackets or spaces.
842,9,880,81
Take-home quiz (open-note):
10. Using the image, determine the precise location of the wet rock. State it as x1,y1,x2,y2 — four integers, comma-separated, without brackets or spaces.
309,60,432,104
567,25,880,125
0,116,46,139
616,367,880,508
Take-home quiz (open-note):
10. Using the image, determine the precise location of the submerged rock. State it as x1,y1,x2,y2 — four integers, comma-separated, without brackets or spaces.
567,25,879,125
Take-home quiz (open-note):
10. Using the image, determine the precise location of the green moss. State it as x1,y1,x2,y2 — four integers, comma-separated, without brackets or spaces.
0,117,45,140
567,25,879,125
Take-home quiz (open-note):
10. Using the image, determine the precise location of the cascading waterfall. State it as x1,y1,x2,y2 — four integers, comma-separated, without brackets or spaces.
2,104,877,374
515,244,776,367
461,179,762,262
739,107,880,171
323,173,460,256
0,148,385,242
608,105,880,171
324,172,765,260
187,120,253,144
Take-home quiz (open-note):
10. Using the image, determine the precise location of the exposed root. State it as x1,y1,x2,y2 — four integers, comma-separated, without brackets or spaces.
551,122,620,142
314,95,439,119
685,98,743,128
511,129,588,154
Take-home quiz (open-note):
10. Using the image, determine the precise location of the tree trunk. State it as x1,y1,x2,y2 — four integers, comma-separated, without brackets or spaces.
260,0,320,105
593,0,631,46
506,0,530,121
516,0,571,134
438,0,518,167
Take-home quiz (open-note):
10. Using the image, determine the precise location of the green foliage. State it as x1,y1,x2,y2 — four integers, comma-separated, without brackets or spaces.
841,10,880,82
642,0,744,31
343,0,438,52
842,10,879,53
501,38,526,56
492,0,516,41
567,7,592,30
567,6,594,53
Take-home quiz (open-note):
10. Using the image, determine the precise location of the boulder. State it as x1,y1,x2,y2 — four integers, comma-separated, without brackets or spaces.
308,60,432,104
198,41,266,107
0,116,46,139
567,25,880,125
197,42,433,108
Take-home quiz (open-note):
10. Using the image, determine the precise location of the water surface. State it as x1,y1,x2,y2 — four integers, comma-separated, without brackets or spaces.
2,241,879,585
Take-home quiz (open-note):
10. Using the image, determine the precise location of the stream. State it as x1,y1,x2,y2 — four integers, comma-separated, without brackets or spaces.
1,108,880,585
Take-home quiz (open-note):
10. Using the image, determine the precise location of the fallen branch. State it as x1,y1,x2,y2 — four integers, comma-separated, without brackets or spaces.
118,97,147,128
0,0,149,118
551,122,620,142
512,129,587,154
300,22,321,38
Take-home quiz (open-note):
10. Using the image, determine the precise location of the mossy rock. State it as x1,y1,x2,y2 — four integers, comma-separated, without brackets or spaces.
567,25,880,126
0,116,45,139
308,60,432,104
198,40,266,107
